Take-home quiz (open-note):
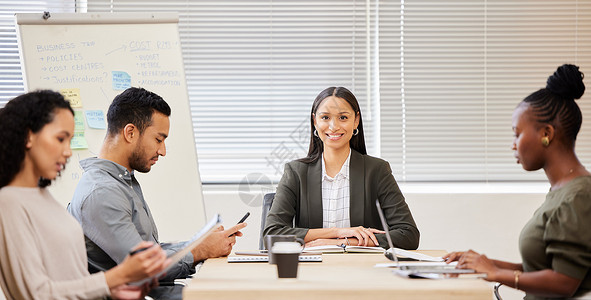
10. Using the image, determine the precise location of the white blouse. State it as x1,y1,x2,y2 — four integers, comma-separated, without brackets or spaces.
321,150,351,228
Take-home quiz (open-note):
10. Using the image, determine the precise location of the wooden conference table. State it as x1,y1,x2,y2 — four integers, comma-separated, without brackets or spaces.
183,250,493,300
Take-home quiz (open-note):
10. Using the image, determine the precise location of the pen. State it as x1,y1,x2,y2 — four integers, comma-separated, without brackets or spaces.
129,246,151,256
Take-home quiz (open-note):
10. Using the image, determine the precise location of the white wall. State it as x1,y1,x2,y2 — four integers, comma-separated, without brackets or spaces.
202,182,547,300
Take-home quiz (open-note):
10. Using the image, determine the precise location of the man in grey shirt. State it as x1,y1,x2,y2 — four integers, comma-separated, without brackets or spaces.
68,87,246,300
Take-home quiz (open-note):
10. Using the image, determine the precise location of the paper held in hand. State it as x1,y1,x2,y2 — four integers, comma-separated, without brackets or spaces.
130,214,222,286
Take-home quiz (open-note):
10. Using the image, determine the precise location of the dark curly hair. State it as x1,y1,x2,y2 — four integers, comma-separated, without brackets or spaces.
107,87,171,137
0,90,74,188
299,87,367,164
522,64,585,147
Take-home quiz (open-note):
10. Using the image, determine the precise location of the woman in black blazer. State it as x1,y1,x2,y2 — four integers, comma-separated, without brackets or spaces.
264,87,419,249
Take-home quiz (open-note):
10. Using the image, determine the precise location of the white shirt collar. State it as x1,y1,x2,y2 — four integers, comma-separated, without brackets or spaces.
321,149,351,181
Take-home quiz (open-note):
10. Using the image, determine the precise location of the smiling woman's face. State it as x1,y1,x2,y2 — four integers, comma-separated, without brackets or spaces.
313,96,359,154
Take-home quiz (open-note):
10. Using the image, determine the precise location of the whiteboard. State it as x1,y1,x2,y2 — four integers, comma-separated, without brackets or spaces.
16,12,206,242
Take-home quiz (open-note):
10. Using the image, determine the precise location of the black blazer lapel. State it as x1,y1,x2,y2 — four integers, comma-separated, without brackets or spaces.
349,150,365,227
307,158,323,228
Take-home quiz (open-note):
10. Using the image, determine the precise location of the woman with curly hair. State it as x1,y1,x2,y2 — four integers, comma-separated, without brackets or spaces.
0,90,169,300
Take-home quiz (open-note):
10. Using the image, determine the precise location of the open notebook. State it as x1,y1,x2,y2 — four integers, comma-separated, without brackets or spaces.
303,245,442,261
303,245,385,254
130,214,222,286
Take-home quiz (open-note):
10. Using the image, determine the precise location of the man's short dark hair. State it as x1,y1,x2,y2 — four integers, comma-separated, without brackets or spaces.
107,87,171,136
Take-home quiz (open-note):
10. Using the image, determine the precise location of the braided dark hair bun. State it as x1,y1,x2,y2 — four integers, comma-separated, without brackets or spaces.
546,64,585,100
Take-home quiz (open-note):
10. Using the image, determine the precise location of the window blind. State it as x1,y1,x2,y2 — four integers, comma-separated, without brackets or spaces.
380,0,591,182
87,0,377,183
1,1,589,184
0,1,76,105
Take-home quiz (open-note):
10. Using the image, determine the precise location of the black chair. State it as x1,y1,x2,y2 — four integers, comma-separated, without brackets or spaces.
258,192,275,250
494,283,503,300
493,282,526,300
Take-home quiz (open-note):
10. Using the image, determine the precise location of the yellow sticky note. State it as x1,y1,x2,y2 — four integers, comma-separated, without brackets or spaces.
70,132,88,149
74,110,85,131
60,88,82,108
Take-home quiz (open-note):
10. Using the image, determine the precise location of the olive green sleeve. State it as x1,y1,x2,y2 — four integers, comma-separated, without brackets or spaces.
545,189,591,279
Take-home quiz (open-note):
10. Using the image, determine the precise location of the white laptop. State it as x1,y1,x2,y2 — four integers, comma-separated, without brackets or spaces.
375,200,476,275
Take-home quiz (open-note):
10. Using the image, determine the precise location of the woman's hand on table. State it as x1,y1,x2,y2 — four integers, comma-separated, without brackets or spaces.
335,226,384,246
305,238,343,248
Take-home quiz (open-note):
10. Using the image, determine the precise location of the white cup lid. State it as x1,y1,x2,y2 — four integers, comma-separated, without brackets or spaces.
272,242,302,254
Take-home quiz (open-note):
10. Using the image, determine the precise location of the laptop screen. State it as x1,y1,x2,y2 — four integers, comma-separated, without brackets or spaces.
375,199,398,265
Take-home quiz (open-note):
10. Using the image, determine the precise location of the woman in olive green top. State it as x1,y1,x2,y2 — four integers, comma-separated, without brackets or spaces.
445,64,591,299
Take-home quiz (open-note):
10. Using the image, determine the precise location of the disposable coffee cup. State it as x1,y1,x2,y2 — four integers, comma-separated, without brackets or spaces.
265,235,304,264
271,242,301,279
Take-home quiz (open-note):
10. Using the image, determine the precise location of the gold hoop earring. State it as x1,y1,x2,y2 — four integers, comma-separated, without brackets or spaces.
353,128,359,136
542,136,550,147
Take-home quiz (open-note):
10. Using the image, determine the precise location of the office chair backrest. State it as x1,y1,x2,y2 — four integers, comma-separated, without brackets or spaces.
259,193,276,250
493,283,503,300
